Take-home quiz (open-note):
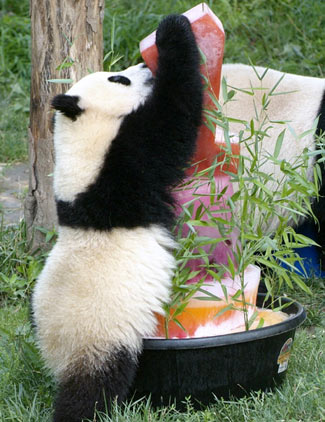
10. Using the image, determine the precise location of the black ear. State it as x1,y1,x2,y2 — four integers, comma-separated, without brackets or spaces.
51,94,84,121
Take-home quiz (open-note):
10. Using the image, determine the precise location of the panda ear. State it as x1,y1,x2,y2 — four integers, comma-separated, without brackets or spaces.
51,94,84,121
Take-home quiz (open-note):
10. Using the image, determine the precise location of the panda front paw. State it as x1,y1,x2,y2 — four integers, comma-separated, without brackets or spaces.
156,14,195,54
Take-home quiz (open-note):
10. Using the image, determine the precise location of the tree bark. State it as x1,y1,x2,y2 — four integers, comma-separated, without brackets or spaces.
25,0,105,248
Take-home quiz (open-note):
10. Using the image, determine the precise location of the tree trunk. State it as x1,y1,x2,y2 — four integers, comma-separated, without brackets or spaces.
25,0,105,249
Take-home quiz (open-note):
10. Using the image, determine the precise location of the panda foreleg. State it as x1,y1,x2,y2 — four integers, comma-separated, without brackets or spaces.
53,347,138,422
141,14,203,183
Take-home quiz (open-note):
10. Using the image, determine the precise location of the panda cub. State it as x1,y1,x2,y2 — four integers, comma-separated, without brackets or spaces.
32,15,202,422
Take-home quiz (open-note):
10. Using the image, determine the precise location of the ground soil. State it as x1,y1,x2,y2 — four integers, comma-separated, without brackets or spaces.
0,162,29,226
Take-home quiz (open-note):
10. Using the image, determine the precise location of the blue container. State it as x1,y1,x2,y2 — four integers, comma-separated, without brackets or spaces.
294,221,325,278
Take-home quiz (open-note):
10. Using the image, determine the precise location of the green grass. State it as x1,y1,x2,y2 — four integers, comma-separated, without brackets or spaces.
104,0,325,76
0,297,324,421
0,0,30,163
0,305,53,422
1,0,325,420
0,221,46,304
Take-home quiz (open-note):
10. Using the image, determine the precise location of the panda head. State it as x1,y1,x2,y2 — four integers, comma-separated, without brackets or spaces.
52,63,154,124
51,63,154,202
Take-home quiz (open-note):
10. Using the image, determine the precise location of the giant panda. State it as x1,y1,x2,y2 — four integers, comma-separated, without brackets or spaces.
221,63,325,268
32,15,203,422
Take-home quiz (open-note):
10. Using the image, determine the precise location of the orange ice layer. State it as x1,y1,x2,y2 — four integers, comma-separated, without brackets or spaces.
155,265,261,338
155,303,289,338
155,297,255,339
140,3,227,174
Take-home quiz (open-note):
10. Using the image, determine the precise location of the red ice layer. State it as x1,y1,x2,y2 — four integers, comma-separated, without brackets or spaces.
140,3,233,174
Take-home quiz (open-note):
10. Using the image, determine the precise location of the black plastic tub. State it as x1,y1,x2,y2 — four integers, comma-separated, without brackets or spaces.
131,294,306,408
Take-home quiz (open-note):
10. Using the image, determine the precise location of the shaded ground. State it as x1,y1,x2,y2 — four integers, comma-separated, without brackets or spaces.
0,162,28,226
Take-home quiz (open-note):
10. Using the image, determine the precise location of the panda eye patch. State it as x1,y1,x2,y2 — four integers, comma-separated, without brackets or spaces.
108,75,131,86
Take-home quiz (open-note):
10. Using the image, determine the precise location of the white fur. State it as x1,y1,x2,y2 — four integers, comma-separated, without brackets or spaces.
221,64,324,180
54,64,153,202
33,225,175,379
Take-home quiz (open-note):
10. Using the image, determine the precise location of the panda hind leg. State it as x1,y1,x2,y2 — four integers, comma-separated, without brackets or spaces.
53,347,138,422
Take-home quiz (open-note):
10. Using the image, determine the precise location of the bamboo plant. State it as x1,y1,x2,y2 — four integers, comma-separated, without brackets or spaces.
162,68,324,338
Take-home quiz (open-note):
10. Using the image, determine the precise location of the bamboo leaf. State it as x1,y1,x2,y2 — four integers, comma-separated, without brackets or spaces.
268,73,285,96
274,130,285,159
213,304,235,319
172,318,188,334
221,77,228,103
227,255,236,280
247,311,259,329
256,317,265,329
221,283,229,302
48,78,74,84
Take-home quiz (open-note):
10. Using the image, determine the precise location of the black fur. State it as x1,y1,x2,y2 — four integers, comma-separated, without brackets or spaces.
51,94,84,121
317,90,325,134
53,347,137,422
56,15,203,232
310,89,325,269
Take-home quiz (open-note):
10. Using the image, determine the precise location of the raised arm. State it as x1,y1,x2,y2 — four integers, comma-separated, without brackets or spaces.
117,15,203,191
